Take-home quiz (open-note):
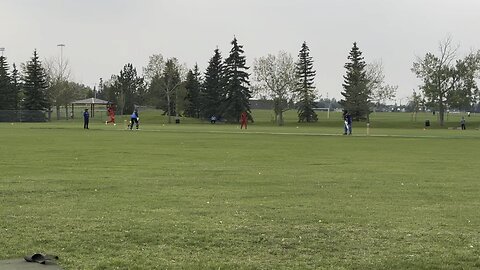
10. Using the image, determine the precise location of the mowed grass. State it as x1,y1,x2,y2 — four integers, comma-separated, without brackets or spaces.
1,111,480,269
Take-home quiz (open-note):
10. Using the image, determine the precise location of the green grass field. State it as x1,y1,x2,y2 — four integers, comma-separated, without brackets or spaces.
1,110,479,269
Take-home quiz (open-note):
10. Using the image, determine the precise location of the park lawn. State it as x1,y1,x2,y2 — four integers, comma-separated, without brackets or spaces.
0,115,479,269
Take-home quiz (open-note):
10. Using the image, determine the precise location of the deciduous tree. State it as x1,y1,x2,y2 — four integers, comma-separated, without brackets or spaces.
150,58,184,123
253,51,296,126
43,54,72,119
143,54,165,86
366,60,397,111
406,90,423,121
412,37,480,125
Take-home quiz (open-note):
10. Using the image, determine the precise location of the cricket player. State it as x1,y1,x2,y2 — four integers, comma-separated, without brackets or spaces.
130,108,139,130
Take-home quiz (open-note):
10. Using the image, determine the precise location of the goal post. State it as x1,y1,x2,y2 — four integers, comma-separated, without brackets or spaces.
313,107,330,119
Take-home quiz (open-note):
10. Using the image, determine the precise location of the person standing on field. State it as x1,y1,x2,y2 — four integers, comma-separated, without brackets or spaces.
343,111,352,135
130,108,139,130
346,113,352,135
240,111,248,129
460,116,466,130
83,109,89,129
106,104,116,125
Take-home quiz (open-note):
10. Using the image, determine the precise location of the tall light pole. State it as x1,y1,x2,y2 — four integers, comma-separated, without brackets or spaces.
57,43,67,83
0,47,5,57
57,44,65,64
57,44,66,120
326,92,331,119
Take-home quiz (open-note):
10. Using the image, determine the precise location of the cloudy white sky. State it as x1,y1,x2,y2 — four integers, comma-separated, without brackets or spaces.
2,0,479,101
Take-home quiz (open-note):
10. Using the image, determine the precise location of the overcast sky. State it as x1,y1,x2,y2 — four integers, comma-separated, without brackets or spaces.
2,0,479,102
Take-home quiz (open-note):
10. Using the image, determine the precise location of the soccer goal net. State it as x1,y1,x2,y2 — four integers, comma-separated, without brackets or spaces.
313,107,331,119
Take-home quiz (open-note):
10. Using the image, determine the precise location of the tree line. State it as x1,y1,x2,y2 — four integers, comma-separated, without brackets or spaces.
0,49,93,120
412,37,480,126
92,39,392,125
97,38,319,125
1,36,479,125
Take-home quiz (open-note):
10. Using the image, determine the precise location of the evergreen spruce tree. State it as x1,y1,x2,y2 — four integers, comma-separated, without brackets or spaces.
294,41,318,122
340,42,371,121
202,48,225,118
113,63,144,114
223,37,252,122
0,55,12,109
11,64,21,110
184,64,202,118
23,50,50,110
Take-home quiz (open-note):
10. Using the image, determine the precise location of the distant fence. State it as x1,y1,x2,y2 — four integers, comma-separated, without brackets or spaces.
55,107,108,121
0,110,47,122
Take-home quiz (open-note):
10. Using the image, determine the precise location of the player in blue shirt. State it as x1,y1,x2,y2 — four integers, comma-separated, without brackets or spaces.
343,111,352,135
83,109,89,129
129,109,139,130
346,113,352,135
